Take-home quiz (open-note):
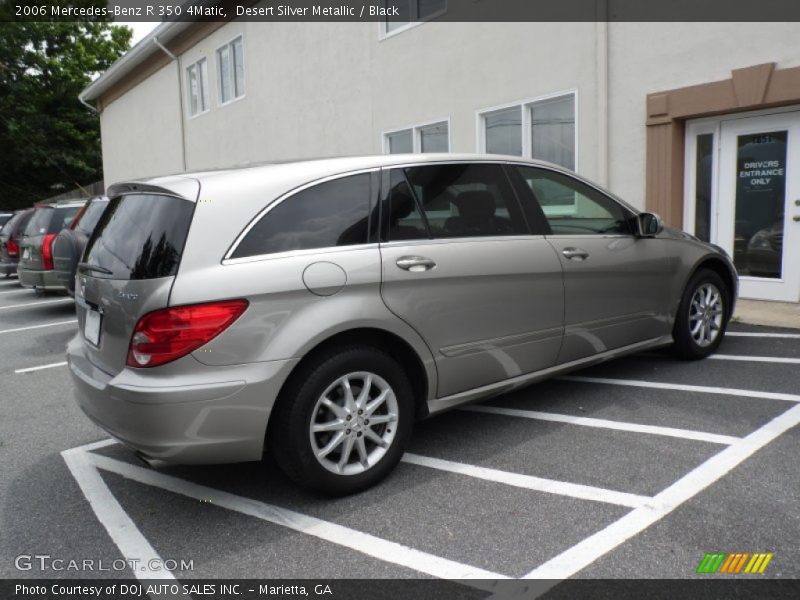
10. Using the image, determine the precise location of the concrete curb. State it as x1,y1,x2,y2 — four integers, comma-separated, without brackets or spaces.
732,299,800,330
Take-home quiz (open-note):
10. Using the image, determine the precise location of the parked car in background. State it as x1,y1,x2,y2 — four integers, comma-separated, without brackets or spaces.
53,197,109,295
0,208,35,278
18,200,85,292
67,155,738,495
0,212,13,228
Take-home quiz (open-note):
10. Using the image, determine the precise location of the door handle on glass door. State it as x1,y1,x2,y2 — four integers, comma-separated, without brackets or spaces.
396,256,437,272
562,247,590,261
793,215,800,222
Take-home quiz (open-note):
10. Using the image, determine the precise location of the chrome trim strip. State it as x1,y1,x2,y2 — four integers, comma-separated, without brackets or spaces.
222,243,379,265
427,335,674,414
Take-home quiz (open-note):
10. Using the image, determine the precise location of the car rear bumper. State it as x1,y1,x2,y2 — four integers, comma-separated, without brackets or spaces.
18,267,63,290
0,259,18,276
66,334,299,464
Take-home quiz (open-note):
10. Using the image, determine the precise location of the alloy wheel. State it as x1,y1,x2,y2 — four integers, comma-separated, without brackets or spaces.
688,283,724,348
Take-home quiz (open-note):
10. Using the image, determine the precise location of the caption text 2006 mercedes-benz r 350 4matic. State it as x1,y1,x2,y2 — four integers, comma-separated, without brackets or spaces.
67,155,737,495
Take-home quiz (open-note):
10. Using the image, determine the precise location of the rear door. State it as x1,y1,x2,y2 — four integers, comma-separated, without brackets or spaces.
511,165,674,363
379,162,564,398
76,192,195,375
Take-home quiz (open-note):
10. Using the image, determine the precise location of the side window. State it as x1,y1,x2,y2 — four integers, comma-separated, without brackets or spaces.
402,163,528,238
231,174,371,259
515,166,632,235
386,169,429,241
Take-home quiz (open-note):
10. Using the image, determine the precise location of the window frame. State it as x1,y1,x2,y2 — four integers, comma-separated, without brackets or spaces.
382,118,451,154
476,90,578,171
378,0,448,40
379,160,536,243
511,164,637,237
185,57,209,118
223,168,380,265
215,34,246,107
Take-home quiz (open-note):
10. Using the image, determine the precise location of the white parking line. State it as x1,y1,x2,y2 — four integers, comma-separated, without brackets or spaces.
0,319,77,335
402,453,650,508
727,331,800,339
61,447,176,581
0,298,73,310
462,405,740,445
710,354,800,365
522,402,800,579
560,376,800,403
83,450,507,584
0,288,30,295
14,361,67,374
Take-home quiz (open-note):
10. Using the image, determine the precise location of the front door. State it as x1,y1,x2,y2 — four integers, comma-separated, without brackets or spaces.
716,112,800,301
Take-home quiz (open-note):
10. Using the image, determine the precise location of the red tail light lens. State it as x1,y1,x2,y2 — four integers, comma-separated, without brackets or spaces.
41,234,57,270
7,239,18,257
126,299,249,368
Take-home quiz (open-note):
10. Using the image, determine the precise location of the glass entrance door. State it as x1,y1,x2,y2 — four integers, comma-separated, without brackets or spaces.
717,112,800,302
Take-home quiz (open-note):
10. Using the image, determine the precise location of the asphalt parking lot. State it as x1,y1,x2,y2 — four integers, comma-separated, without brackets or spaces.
1,273,799,588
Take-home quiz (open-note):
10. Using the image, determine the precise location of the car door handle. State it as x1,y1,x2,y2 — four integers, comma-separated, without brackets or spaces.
562,247,589,261
396,256,437,272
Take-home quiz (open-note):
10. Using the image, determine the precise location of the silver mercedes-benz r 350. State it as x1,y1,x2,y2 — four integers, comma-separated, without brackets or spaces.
67,154,737,494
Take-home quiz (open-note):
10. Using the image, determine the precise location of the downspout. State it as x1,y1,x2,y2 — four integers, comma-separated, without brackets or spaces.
596,1,609,187
153,36,188,172
79,94,97,114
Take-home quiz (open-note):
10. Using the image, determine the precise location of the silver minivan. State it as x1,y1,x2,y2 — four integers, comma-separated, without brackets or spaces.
67,155,737,494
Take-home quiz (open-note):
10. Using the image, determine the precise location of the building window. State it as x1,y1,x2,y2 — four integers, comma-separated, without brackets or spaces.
384,120,449,154
216,36,245,104
383,0,447,36
185,58,208,117
479,92,577,170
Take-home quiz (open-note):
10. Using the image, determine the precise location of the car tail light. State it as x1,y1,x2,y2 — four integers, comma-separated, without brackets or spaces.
41,234,57,270
126,299,249,368
7,239,18,257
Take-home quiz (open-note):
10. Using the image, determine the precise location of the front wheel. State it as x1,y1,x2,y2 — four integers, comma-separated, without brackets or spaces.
270,346,414,495
672,269,729,360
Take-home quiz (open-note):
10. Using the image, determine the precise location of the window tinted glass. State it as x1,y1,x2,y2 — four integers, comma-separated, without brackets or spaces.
530,95,575,170
25,208,53,236
403,163,528,238
232,173,371,259
386,169,428,241
1,213,21,235
50,206,81,233
76,200,109,235
84,194,194,280
484,107,522,156
516,166,631,235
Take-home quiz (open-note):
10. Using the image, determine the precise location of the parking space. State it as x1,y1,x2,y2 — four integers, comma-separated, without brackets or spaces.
1,280,799,586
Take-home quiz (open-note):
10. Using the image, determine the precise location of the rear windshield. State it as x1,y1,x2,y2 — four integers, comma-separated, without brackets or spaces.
0,215,11,228
75,200,109,235
1,213,20,235
83,194,194,280
24,206,81,236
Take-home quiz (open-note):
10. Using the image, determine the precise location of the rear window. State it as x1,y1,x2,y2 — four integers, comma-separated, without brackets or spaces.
1,213,20,235
24,206,81,236
0,215,12,228
75,200,109,235
83,194,194,280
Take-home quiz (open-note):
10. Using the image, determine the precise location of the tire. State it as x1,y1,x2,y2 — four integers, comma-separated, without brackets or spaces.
270,345,414,495
672,269,729,360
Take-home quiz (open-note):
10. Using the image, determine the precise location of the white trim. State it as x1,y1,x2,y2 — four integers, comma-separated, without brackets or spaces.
215,34,246,107
377,1,448,41
402,453,651,508
475,90,579,172
381,117,451,154
461,405,740,445
0,298,73,310
184,57,210,119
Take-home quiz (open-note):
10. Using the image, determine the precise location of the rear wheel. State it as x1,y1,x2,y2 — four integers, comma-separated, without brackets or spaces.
270,346,414,495
672,269,729,360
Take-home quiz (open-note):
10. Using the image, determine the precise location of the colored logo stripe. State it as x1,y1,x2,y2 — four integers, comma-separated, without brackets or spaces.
697,552,773,574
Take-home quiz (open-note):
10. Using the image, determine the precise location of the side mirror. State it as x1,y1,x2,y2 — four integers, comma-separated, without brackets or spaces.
636,212,663,237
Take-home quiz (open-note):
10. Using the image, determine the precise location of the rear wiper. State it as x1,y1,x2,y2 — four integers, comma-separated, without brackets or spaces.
77,262,113,275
